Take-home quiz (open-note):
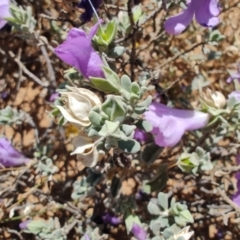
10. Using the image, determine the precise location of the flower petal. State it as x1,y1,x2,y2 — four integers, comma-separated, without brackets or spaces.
0,3,11,29
131,223,147,240
89,19,103,39
195,0,220,27
164,1,195,34
144,103,209,147
156,116,185,147
64,92,92,122
54,29,90,76
67,87,102,106
0,138,29,167
226,72,240,83
56,105,90,127
71,135,104,167
54,22,104,79
228,91,240,102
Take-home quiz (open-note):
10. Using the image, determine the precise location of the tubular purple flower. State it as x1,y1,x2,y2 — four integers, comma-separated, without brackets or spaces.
84,234,90,240
133,128,150,143
54,20,104,79
164,0,220,35
131,223,147,240
226,68,240,83
0,0,11,29
0,138,29,167
19,220,31,230
49,92,60,102
228,91,240,102
144,103,209,147
102,213,121,225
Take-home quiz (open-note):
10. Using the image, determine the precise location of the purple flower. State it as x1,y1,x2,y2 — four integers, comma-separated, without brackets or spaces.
226,68,240,83
134,129,150,142
102,213,121,225
1,92,8,99
54,20,104,80
232,155,240,206
144,103,209,147
49,92,60,102
131,223,147,240
84,234,90,240
0,0,11,29
0,138,29,167
19,220,31,230
228,91,240,102
164,0,220,35
77,0,103,22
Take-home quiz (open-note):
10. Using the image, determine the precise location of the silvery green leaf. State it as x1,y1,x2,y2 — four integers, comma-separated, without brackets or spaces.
162,227,175,239
88,110,104,126
131,82,141,95
102,66,120,87
130,92,140,102
88,128,100,137
117,139,140,153
98,121,120,137
120,89,132,101
90,77,119,93
134,105,147,114
209,30,225,42
121,124,136,136
177,153,195,173
150,219,161,235
104,20,118,44
141,120,153,132
200,161,213,171
138,95,152,107
179,210,194,223
147,201,161,215
171,204,180,216
95,35,108,48
121,75,132,92
174,216,184,227
134,96,153,114
156,216,169,228
151,236,164,240
195,147,205,158
158,192,169,210
27,220,48,234
101,96,126,122
170,198,176,208
133,5,143,23
125,214,141,233
108,46,125,58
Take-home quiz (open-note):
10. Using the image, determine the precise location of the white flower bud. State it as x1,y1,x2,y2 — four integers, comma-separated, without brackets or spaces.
200,88,226,109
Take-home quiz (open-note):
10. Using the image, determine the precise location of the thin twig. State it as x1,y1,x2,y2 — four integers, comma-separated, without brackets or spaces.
217,187,240,212
159,41,206,69
8,51,48,87
39,42,56,88
7,228,24,240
